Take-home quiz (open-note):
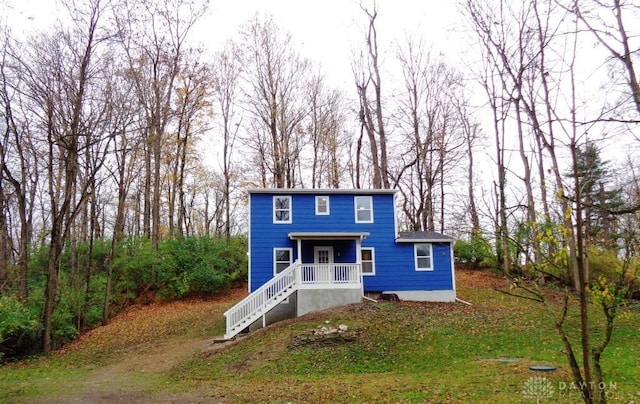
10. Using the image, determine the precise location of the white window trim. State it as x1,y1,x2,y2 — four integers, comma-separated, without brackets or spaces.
361,247,375,276
273,247,293,275
414,243,434,271
354,196,373,223
273,195,292,224
315,195,330,215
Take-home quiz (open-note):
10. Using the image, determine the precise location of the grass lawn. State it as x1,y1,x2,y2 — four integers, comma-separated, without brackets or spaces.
1,270,639,403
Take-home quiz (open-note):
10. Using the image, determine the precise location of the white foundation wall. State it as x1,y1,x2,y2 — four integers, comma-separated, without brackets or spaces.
382,290,456,302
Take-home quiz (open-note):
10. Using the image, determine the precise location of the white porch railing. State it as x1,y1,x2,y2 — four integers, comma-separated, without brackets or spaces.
223,261,361,339
300,263,360,287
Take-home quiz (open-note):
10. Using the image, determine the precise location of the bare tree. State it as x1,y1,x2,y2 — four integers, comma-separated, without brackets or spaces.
211,43,241,239
353,3,390,189
567,0,640,116
169,51,211,238
239,16,310,189
12,0,116,352
115,0,207,248
392,34,467,233
307,71,346,189
0,33,39,302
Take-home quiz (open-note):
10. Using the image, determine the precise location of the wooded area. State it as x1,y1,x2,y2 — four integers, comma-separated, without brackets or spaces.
0,1,638,402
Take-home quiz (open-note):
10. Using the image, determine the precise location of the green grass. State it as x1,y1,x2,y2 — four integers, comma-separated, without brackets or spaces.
170,279,640,403
1,271,639,403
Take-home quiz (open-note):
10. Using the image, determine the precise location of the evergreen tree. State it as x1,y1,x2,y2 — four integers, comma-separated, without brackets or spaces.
567,142,623,247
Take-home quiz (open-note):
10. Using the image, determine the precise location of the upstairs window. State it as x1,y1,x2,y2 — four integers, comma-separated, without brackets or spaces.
273,195,291,223
414,243,433,271
361,248,375,275
315,196,330,215
354,196,373,223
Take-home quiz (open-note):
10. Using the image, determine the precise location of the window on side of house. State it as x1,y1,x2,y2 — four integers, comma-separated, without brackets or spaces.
354,196,373,223
414,243,433,271
361,247,375,275
273,195,291,223
274,248,293,274
315,196,330,215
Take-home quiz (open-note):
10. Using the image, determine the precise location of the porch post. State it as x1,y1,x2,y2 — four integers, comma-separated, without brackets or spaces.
356,236,363,289
296,239,302,286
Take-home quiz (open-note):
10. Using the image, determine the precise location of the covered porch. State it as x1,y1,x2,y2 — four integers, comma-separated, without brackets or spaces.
288,231,369,289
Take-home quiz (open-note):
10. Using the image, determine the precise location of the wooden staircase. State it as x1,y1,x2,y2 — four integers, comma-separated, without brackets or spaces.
223,261,300,339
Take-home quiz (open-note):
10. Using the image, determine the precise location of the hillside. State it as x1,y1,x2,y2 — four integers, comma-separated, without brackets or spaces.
1,270,638,403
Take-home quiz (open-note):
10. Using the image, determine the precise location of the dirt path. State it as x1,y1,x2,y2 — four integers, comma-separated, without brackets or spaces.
59,336,227,403
28,288,249,404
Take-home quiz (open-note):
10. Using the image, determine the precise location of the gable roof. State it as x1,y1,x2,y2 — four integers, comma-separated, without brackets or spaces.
396,231,454,243
248,188,397,195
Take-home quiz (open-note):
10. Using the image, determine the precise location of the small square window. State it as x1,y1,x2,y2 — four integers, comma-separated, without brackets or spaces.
316,196,330,215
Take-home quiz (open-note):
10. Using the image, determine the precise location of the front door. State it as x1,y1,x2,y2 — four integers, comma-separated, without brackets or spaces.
314,246,334,265
313,246,333,283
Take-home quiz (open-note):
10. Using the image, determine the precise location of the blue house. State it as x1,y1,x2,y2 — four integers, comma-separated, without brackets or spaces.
223,189,456,339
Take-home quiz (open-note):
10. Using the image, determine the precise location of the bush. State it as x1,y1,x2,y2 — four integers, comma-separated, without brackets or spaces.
589,247,640,295
454,233,496,269
114,236,247,302
188,263,231,294
0,295,41,362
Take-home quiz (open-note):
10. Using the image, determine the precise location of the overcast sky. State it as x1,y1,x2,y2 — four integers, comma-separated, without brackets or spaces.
199,0,465,86
5,0,465,87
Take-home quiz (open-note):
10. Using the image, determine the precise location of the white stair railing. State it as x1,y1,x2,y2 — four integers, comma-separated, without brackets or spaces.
223,261,300,339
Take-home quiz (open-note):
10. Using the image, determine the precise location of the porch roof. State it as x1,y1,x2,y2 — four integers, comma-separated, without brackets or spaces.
288,232,370,240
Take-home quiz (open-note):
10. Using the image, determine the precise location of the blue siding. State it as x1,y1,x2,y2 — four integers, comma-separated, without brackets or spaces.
249,191,454,293
362,242,453,292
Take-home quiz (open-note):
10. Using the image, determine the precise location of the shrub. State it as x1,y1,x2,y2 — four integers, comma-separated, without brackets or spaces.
0,295,41,362
589,247,639,295
188,263,231,294
114,236,247,302
454,233,496,269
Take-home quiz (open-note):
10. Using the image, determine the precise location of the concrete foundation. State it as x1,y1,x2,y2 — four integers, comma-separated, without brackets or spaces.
296,288,362,316
381,289,456,302
248,292,297,333
246,288,362,334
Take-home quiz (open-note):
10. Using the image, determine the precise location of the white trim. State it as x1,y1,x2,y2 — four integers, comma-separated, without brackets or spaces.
414,243,434,271
273,195,292,224
450,241,457,293
382,290,456,302
393,192,399,239
360,247,375,276
354,196,373,223
315,195,330,215
273,247,293,275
